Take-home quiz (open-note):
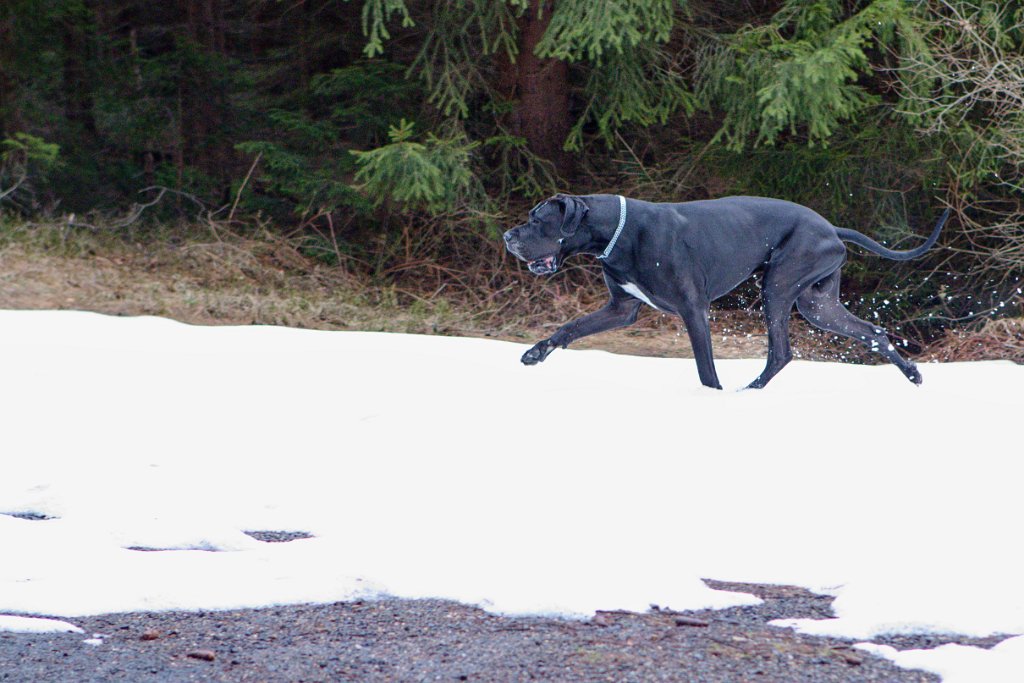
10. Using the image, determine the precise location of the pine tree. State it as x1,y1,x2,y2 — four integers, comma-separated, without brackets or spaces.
697,0,927,149
362,0,695,181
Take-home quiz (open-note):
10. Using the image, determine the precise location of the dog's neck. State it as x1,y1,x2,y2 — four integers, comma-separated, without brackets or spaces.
572,195,627,258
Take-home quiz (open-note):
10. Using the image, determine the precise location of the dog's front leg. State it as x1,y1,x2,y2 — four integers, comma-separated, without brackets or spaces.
521,298,642,365
679,302,722,390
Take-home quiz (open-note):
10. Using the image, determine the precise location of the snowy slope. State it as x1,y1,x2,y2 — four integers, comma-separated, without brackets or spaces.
1,309,1022,681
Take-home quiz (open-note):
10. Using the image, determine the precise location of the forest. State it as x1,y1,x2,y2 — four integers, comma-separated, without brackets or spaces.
1,0,1022,356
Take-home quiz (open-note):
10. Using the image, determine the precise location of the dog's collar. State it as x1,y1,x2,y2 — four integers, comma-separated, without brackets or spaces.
597,195,627,260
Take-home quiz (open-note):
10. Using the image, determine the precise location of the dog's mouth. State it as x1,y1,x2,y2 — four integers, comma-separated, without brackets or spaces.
527,255,558,275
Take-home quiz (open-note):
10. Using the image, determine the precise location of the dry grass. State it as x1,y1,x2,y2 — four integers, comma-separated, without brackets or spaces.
2,214,1014,365
0,215,602,343
927,318,1024,363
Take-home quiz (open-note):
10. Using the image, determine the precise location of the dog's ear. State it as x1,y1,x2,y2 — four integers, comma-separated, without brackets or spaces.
554,194,589,236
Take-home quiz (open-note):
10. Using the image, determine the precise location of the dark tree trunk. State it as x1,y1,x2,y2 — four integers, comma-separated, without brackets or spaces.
180,0,227,183
0,10,14,131
128,28,155,186
62,5,98,137
500,1,573,177
298,0,310,90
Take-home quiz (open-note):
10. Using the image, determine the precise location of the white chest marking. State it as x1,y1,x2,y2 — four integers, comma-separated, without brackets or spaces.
621,282,660,310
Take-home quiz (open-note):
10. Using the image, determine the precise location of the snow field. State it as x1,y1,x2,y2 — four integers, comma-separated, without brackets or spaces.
0,310,1021,681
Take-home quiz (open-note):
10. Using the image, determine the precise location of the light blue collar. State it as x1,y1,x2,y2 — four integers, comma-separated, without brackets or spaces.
597,195,627,260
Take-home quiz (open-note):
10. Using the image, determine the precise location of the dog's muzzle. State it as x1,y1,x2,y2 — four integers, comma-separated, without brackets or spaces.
504,228,558,275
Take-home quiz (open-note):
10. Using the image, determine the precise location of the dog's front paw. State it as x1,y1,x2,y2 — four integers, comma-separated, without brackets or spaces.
521,340,555,365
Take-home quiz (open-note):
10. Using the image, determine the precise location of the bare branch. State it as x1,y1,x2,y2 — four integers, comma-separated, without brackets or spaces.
0,168,27,201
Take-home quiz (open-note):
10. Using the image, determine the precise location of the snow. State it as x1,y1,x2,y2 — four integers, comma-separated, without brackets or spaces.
0,615,82,633
1,309,1023,681
857,638,1024,683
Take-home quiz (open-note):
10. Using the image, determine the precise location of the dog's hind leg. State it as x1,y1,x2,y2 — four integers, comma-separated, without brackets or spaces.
796,270,922,384
747,240,846,389
746,276,799,389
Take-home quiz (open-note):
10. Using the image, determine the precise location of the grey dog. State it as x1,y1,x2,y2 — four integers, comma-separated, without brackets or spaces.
503,194,947,389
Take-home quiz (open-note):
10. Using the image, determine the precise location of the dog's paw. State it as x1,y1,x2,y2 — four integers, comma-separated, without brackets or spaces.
521,340,554,365
904,364,923,385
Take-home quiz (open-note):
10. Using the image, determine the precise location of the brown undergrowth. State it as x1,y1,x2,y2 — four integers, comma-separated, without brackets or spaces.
927,318,1024,363
0,215,1013,364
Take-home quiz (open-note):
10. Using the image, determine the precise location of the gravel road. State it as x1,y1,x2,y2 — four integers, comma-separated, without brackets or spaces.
3,580,1008,682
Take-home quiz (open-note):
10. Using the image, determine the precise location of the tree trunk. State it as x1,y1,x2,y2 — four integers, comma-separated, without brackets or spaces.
62,3,98,137
180,0,226,184
0,9,14,131
129,28,155,186
500,1,573,177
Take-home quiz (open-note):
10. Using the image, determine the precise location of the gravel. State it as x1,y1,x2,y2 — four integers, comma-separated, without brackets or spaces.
242,530,315,543
3,579,1009,682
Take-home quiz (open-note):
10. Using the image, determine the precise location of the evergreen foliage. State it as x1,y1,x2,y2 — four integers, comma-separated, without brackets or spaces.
534,0,679,62
566,39,695,151
698,0,925,148
0,0,1020,326
351,119,480,213
361,0,415,58
406,0,518,119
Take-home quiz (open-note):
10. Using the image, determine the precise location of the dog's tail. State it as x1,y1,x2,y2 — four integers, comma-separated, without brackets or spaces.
835,208,949,261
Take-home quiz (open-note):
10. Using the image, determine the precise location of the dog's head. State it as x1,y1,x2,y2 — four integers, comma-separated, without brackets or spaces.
503,194,589,275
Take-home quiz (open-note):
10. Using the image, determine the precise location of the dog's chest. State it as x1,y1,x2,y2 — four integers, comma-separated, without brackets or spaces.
619,281,662,311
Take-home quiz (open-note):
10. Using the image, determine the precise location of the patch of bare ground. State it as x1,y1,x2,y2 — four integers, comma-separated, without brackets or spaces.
0,583,968,683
